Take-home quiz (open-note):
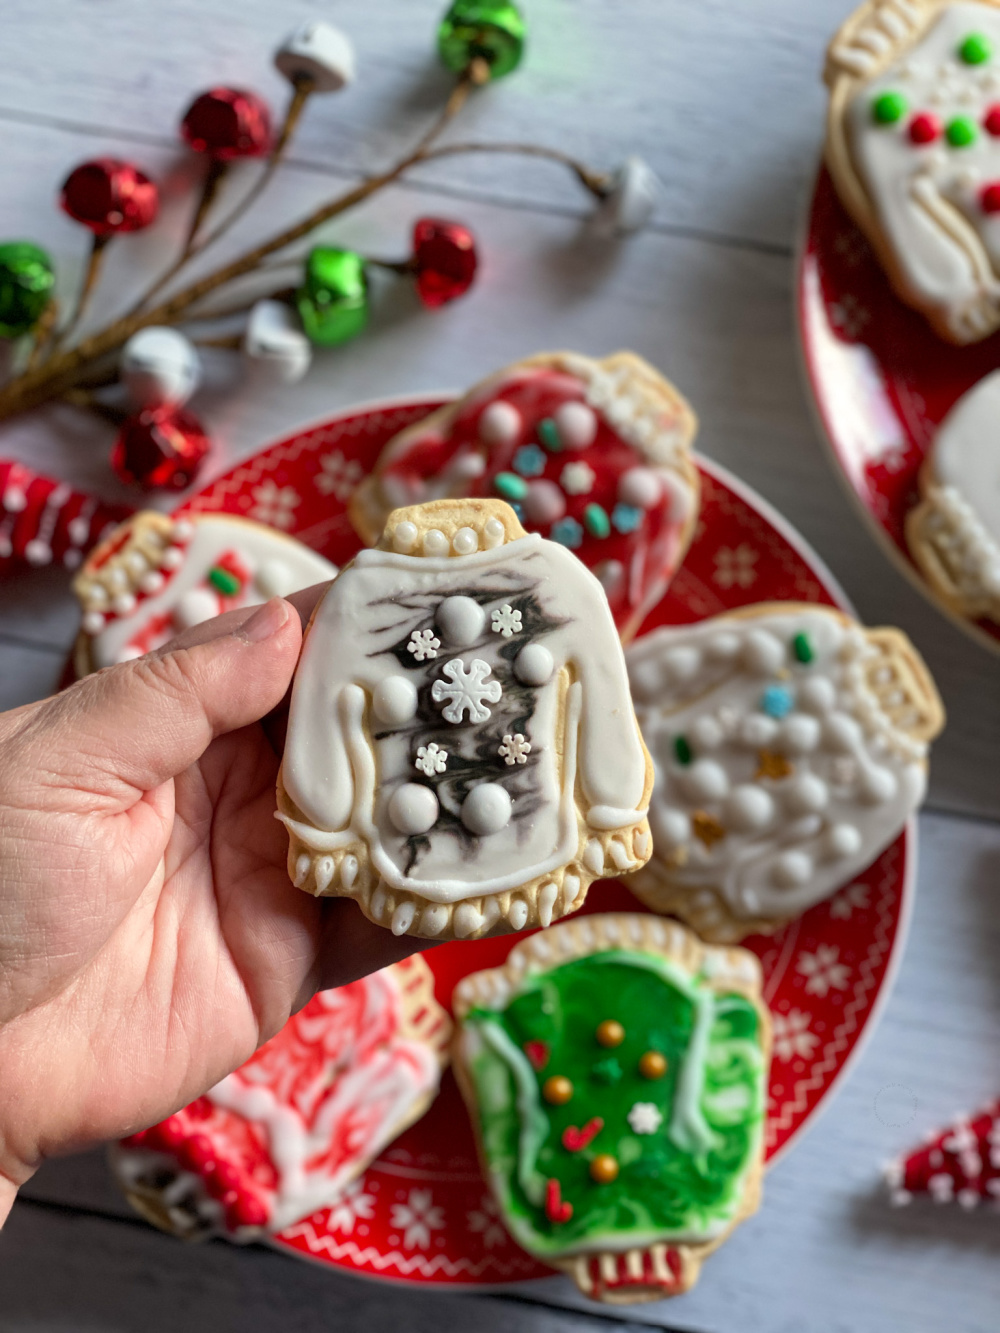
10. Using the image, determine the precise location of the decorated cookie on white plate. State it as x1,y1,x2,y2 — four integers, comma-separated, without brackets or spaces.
276,497,654,942
72,510,337,676
625,603,944,941
906,369,1000,620
349,351,699,641
110,956,450,1242
826,0,1000,342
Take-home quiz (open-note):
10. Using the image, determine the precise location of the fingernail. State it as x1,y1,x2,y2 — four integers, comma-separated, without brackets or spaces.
236,597,289,644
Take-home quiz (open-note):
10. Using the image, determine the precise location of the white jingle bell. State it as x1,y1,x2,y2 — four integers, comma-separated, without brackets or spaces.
120,327,201,410
274,22,355,93
593,155,660,236
243,300,313,385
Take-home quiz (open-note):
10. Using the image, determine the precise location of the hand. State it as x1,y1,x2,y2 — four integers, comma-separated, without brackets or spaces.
0,591,417,1224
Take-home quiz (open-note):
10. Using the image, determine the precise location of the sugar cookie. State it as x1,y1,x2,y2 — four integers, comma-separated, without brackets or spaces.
349,351,699,641
110,957,449,1241
276,498,654,941
625,603,943,941
452,913,770,1305
72,510,337,676
825,0,1000,342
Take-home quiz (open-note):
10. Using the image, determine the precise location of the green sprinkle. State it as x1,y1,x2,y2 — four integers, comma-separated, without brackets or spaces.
591,1056,623,1086
674,735,693,765
872,90,907,125
792,632,814,664
494,471,528,501
960,32,992,64
208,566,241,596
946,116,978,147
537,418,562,452
583,502,611,539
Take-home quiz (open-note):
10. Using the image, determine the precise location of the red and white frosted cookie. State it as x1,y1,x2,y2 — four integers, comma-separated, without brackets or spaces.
349,352,699,640
109,957,451,1242
885,1099,1000,1208
72,510,337,676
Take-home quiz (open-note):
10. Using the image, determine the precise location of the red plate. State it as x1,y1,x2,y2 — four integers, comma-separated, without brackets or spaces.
799,165,1000,654
180,397,914,1286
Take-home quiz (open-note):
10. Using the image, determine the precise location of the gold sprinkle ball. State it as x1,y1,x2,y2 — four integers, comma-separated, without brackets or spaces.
595,1019,625,1048
543,1074,574,1105
639,1050,668,1080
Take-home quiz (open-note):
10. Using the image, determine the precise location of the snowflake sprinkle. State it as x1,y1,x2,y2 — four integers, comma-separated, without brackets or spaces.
491,604,522,637
415,743,448,776
627,1102,663,1135
499,733,531,765
432,658,503,723
407,629,440,661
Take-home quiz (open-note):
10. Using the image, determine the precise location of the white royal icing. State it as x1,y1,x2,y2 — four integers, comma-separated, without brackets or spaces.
847,4,1000,339
626,607,929,920
282,534,648,904
80,514,336,668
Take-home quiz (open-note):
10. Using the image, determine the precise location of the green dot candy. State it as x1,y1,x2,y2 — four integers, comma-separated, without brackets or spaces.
959,32,992,64
674,735,693,765
583,502,610,539
0,241,55,338
437,0,525,80
871,91,907,125
792,632,814,664
946,116,978,148
208,566,241,596
296,247,369,346
537,417,562,452
494,470,528,501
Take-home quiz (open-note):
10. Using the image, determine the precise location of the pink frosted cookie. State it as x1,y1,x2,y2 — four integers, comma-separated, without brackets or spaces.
349,351,699,641
109,957,450,1241
72,510,337,676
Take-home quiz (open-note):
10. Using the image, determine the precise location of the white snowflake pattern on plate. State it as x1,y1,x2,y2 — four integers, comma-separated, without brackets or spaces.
770,1009,818,1063
712,543,758,589
315,449,364,501
796,945,850,997
327,1177,376,1235
389,1187,445,1250
466,1194,508,1249
249,480,301,530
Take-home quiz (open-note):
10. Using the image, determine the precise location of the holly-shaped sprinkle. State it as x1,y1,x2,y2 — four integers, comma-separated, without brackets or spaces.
583,502,610,538
208,565,241,596
513,443,546,477
946,116,978,148
591,1055,622,1085
761,683,794,718
908,111,941,145
792,631,814,664
673,735,693,765
959,32,992,65
537,418,562,452
494,470,528,501
872,91,907,125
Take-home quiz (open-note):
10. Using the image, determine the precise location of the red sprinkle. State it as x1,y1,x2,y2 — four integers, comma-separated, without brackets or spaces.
226,1191,269,1231
148,1115,186,1151
985,104,1000,136
908,111,941,144
982,183,1000,213
208,1160,243,1198
561,1117,604,1152
545,1177,573,1223
180,1133,216,1173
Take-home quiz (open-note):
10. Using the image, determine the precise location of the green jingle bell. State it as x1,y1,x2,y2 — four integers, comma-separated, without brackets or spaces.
0,241,55,338
437,0,525,80
296,247,369,346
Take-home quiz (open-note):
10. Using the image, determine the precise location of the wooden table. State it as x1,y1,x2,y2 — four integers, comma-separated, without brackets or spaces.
3,2,1000,1328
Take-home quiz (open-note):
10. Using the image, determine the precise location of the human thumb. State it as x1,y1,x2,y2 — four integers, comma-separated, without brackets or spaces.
22,597,301,803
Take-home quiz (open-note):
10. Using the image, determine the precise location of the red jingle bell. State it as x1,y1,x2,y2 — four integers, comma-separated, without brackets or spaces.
412,217,478,308
60,158,159,236
181,88,272,160
111,406,211,492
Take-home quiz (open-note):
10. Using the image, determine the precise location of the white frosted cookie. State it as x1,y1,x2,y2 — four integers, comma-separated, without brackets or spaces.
625,603,944,941
276,498,654,941
110,957,450,1242
907,369,1000,619
72,510,337,676
826,0,1000,341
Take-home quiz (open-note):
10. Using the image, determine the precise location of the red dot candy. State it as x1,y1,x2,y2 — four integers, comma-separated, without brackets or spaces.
187,1096,213,1120
208,1160,243,1198
982,182,1000,213
120,1130,149,1148
412,217,478,308
60,158,159,236
908,111,941,144
226,1191,268,1231
180,1133,216,1172
985,104,1000,136
181,88,272,160
110,406,211,492
148,1114,186,1152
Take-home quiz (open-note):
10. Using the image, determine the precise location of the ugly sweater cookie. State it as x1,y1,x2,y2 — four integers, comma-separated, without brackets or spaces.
907,369,1000,622
276,498,654,941
452,914,770,1305
625,604,943,941
111,956,450,1242
72,510,337,676
826,0,1000,342
349,351,699,641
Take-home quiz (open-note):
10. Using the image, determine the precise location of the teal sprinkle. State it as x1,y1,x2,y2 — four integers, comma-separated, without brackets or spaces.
551,516,583,548
761,684,794,718
583,503,611,539
537,418,562,452
513,444,546,477
611,502,643,534
495,471,529,501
